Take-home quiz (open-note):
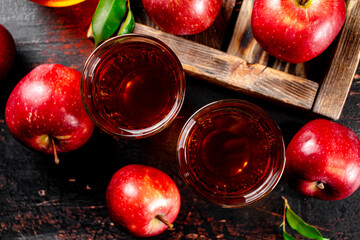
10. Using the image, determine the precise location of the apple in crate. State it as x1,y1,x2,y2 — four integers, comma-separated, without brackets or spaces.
142,0,223,35
251,0,346,63
5,64,95,163
285,119,360,200
106,164,181,237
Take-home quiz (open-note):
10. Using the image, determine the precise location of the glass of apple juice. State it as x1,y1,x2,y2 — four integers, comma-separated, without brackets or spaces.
177,100,285,207
81,34,186,139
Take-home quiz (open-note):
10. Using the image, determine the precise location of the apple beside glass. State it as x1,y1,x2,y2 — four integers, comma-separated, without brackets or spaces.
5,64,95,163
106,164,181,237
285,119,360,200
142,0,223,35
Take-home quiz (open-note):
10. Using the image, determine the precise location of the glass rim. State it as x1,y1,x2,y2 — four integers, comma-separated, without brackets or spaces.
80,34,186,139
177,99,286,208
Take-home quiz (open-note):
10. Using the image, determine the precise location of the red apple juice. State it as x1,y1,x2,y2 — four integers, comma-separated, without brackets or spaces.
185,112,272,194
177,100,285,207
88,40,183,135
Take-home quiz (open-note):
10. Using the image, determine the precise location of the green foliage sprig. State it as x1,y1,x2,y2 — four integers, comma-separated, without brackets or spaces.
281,197,329,240
91,0,135,47
118,0,135,35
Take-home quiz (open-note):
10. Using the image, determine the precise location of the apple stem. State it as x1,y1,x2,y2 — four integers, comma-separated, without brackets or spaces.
156,215,174,230
317,182,325,190
299,0,307,5
50,137,60,165
87,23,94,39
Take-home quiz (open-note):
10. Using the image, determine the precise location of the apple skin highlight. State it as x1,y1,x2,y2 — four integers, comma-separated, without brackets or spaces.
285,119,360,200
5,64,94,157
106,164,181,237
142,0,222,35
251,0,346,63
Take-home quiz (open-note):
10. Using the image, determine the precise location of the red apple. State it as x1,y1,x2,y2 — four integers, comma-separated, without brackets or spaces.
5,64,95,163
106,164,181,237
142,0,222,35
285,119,360,200
0,24,16,80
251,0,346,63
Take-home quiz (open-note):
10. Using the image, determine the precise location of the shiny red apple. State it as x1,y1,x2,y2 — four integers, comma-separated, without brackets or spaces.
5,64,95,163
285,119,360,200
106,164,181,237
142,0,222,35
251,0,346,63
0,24,16,81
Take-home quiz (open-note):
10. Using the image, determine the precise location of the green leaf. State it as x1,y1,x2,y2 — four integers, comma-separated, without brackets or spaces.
118,0,135,35
283,230,297,240
92,0,126,47
285,205,327,240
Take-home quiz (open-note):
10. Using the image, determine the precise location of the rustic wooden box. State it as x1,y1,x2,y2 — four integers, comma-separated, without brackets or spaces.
133,0,360,120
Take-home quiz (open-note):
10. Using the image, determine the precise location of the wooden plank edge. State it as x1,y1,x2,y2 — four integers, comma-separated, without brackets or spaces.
313,0,360,120
133,23,319,110
226,0,259,63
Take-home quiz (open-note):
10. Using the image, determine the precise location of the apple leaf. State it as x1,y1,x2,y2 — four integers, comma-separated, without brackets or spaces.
282,197,329,240
118,0,135,35
286,207,327,239
283,230,297,240
92,0,126,47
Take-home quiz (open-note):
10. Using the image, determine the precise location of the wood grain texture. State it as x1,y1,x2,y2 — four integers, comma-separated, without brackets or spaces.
134,23,319,110
313,0,360,120
226,0,360,120
226,0,261,64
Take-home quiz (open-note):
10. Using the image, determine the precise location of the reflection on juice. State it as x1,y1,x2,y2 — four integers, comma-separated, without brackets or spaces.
29,0,85,7
92,41,180,132
185,112,272,195
81,35,186,139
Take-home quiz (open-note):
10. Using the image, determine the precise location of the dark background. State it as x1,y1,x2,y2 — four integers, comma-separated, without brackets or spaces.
0,0,359,239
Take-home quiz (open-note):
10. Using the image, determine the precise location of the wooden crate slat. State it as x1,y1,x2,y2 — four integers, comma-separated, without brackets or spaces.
313,0,360,120
133,23,318,110
226,0,261,64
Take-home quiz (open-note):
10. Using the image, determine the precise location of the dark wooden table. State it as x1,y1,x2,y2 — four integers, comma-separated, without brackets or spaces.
1,0,359,239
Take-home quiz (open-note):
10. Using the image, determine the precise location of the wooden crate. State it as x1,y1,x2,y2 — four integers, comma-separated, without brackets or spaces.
133,0,360,120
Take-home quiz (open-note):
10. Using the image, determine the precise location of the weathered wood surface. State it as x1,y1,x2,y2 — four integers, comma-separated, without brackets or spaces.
313,0,360,119
0,0,359,239
227,0,261,64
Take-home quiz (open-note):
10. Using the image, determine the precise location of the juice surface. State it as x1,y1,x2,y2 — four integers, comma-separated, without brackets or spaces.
186,112,272,195
92,42,179,131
